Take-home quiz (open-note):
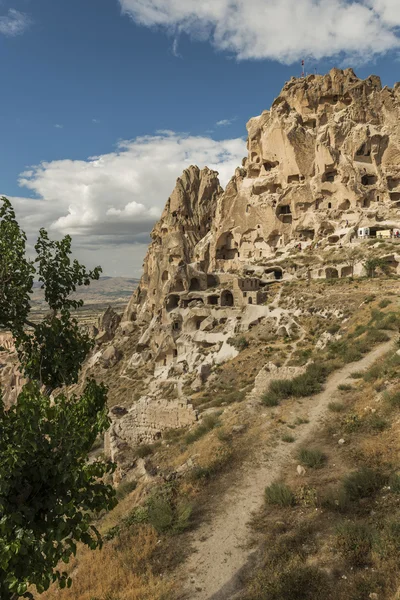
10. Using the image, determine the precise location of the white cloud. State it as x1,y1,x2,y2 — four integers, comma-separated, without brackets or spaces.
54,124,63,129
92,118,100,124
7,132,245,275
118,0,400,63
0,9,31,36
216,118,235,127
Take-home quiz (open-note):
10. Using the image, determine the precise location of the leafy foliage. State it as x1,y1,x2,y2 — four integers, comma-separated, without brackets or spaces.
0,197,116,599
0,198,35,333
0,198,102,390
0,382,116,598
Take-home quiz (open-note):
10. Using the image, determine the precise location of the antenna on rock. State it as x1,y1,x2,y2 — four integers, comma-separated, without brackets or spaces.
301,59,305,78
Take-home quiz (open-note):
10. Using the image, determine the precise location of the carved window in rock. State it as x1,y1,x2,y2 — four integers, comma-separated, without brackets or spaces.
221,290,234,307
325,267,339,279
189,278,201,292
322,170,337,183
171,279,185,292
248,297,253,304
162,271,170,282
207,295,219,305
277,205,292,224
361,174,377,186
287,174,300,184
166,295,180,311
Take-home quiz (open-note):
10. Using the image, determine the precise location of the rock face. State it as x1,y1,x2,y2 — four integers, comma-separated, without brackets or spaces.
106,397,198,465
207,68,400,273
3,69,397,472
94,68,400,469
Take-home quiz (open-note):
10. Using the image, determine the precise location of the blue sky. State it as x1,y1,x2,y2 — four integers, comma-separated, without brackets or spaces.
2,0,400,275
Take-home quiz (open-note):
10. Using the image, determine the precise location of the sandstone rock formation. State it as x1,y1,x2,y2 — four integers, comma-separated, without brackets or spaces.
5,69,400,474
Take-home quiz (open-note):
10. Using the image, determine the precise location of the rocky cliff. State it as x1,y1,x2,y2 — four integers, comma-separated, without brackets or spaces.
6,68,400,474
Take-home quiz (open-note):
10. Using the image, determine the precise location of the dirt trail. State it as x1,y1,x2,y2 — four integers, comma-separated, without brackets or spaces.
180,339,394,600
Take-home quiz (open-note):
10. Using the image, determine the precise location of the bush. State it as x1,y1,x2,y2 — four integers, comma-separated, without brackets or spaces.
265,482,295,507
328,401,345,412
366,328,390,343
350,371,364,378
322,486,351,512
366,414,388,432
389,473,400,493
116,479,137,500
343,467,384,500
298,448,327,469
375,312,400,331
185,413,220,444
384,389,400,407
227,335,249,351
338,384,352,391
379,299,392,309
134,444,154,459
336,522,375,566
282,434,295,443
262,362,329,405
262,392,280,406
248,565,329,600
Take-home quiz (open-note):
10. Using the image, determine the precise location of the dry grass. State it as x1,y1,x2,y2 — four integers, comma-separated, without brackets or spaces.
39,525,175,600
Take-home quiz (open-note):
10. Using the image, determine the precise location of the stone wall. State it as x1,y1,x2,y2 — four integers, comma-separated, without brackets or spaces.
106,396,198,463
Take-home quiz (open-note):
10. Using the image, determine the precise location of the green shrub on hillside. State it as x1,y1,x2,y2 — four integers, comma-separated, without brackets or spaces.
298,448,327,469
185,413,220,444
336,522,376,566
265,482,295,507
262,362,329,405
343,467,385,500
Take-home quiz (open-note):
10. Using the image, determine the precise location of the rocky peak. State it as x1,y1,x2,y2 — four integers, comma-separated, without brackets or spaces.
124,165,223,323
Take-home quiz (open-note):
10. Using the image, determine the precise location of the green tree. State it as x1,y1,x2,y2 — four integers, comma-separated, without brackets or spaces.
363,257,387,278
0,197,117,599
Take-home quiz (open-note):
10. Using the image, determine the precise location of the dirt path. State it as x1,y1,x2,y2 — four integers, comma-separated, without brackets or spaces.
180,339,394,600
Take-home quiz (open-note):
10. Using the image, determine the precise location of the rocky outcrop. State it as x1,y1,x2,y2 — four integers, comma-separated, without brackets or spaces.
106,396,198,466
86,69,400,469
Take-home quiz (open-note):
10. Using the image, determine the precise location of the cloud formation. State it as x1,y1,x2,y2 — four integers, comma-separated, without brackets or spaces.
8,132,245,274
118,0,400,63
0,9,31,36
216,118,235,127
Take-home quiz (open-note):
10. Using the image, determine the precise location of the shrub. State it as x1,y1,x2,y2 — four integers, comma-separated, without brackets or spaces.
265,482,295,507
376,520,400,558
389,473,400,493
366,328,390,343
338,383,352,391
322,486,351,512
248,565,329,600
375,312,400,331
336,522,375,566
185,413,220,444
262,392,280,406
343,467,384,500
379,298,392,308
350,371,364,378
147,487,192,534
227,335,249,351
116,479,137,500
134,444,154,459
328,401,345,412
263,362,329,405
298,448,327,469
384,389,400,407
282,434,295,443
366,414,388,432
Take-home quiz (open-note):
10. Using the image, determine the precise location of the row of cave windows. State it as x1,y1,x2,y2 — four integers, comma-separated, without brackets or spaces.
248,161,378,188
166,290,235,311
